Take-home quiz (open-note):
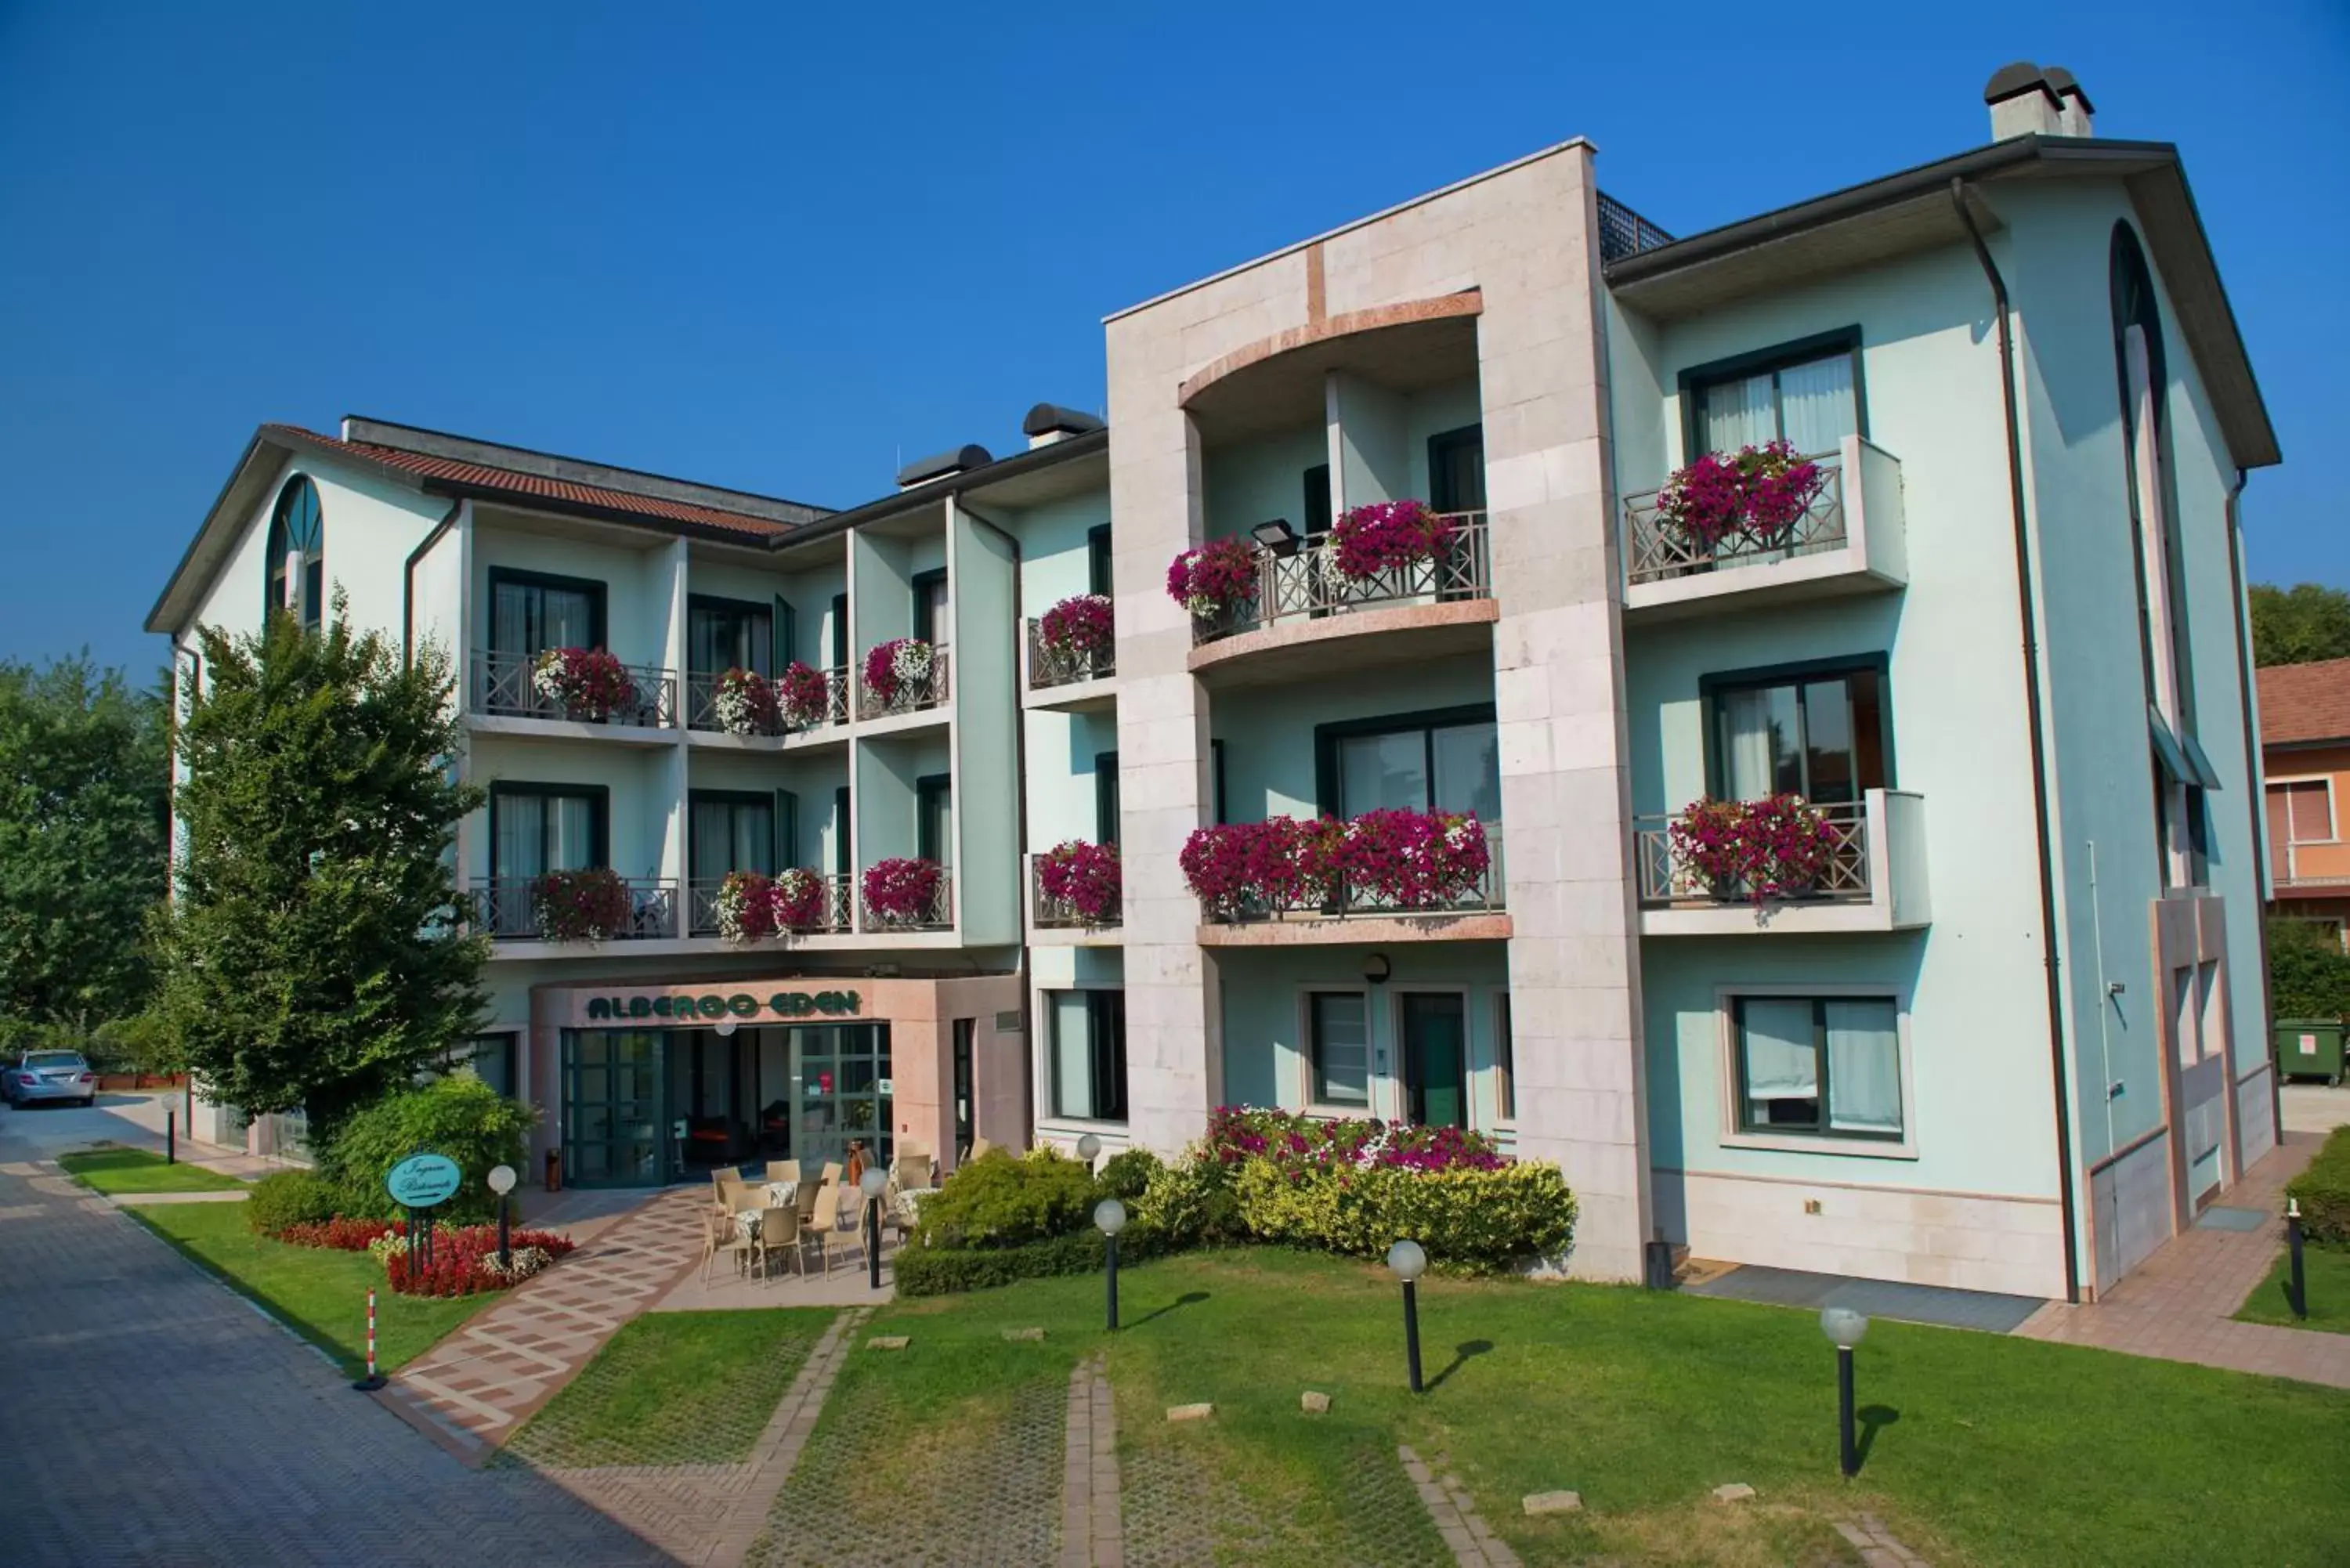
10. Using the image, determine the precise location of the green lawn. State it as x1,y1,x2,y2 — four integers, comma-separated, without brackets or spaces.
504,1310,831,1469
60,1147,247,1194
2235,1244,2350,1335
129,1201,492,1375
844,1248,2349,1568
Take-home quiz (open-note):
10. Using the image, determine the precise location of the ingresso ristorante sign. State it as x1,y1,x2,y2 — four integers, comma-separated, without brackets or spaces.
584,989,862,1023
385,1153,463,1209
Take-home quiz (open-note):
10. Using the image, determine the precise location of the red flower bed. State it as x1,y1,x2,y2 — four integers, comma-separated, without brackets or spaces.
1204,1106,1506,1172
277,1216,400,1251
382,1223,578,1298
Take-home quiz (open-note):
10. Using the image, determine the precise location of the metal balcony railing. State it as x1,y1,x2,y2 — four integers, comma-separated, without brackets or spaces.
466,876,680,941
1206,827,1506,923
1029,853,1122,930
686,874,855,937
857,649,951,720
1026,619,1115,691
859,866,953,932
1622,452,1847,587
1632,801,1870,908
1190,513,1491,646
1596,192,1674,262
685,667,851,736
471,649,676,728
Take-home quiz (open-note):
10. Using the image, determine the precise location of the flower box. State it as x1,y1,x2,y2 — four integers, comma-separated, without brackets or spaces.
530,867,631,942
710,667,778,735
1666,793,1846,904
1038,594,1114,662
1178,809,1492,919
776,661,833,728
530,646,638,722
862,638,937,709
1331,499,1455,581
862,857,944,926
1036,840,1120,925
1656,439,1827,557
1165,537,1258,622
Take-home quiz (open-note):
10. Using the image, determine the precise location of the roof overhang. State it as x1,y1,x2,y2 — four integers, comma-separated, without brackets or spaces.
1607,135,2279,470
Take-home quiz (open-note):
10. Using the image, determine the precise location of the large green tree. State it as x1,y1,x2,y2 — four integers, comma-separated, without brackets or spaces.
2249,581,2350,668
153,605,487,1135
0,654,168,1029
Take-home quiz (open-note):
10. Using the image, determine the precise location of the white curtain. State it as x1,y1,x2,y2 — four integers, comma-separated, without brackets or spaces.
1312,994,1369,1105
548,795,595,871
1701,372,1775,453
1777,355,1858,455
1740,1000,1818,1121
495,794,542,879
1719,685,1798,800
1051,992,1094,1120
1824,1001,1901,1133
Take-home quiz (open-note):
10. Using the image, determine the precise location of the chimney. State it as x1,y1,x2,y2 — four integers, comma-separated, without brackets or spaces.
1021,403,1106,450
2042,66,2095,136
1983,61,2063,140
896,444,993,491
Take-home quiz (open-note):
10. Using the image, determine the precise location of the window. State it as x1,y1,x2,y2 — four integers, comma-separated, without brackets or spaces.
2267,780,2334,882
465,1033,519,1099
1732,995,1902,1140
1494,993,1516,1122
830,593,850,669
688,595,772,677
1211,739,1228,825
689,790,776,881
264,476,325,631
1308,992,1371,1107
1049,990,1127,1122
490,784,606,879
953,1019,976,1157
1087,525,1113,597
1686,331,1862,458
1303,464,1332,539
913,569,950,647
1321,707,1501,822
490,569,604,657
1705,659,1889,804
1427,425,1486,513
1094,752,1120,847
832,786,851,878
917,775,953,867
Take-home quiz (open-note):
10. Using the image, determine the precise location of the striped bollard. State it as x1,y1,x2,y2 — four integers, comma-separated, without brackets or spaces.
352,1289,386,1391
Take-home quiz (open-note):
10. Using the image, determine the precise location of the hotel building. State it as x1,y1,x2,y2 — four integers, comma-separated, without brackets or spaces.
149,64,2280,1302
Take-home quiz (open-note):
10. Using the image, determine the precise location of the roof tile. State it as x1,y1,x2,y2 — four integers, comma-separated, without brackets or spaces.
2258,657,2350,747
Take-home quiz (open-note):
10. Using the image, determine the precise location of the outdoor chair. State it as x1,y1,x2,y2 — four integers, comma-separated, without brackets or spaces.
889,1154,933,1191
704,1209,756,1284
967,1136,996,1162
793,1176,824,1224
819,1160,844,1189
804,1187,865,1275
714,1175,750,1216
765,1159,801,1185
755,1207,800,1281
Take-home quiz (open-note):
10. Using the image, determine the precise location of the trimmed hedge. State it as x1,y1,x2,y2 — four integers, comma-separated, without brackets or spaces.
896,1229,1114,1297
244,1170,340,1237
911,1147,1097,1249
1229,1158,1576,1272
2287,1124,2350,1248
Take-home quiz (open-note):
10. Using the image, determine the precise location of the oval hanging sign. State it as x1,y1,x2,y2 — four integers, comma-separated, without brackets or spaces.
385,1153,463,1209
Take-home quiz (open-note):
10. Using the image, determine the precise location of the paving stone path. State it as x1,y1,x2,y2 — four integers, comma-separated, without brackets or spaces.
386,1183,710,1453
1059,1354,1123,1568
0,1154,667,1568
1399,1444,1522,1567
2016,1133,2350,1389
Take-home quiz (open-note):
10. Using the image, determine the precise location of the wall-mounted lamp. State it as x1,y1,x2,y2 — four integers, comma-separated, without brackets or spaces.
1363,952,1392,985
1250,518,1300,555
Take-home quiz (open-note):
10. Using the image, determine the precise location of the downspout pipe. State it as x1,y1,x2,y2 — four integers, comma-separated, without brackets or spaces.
954,500,1036,1159
1953,178,2083,1305
2222,467,2280,1142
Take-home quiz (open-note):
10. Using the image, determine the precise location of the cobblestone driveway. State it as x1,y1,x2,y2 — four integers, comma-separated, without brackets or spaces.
0,1151,673,1567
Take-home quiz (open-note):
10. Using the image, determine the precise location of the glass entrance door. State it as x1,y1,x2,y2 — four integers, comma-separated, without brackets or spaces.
1399,993,1467,1129
563,1030,667,1186
793,1024,894,1167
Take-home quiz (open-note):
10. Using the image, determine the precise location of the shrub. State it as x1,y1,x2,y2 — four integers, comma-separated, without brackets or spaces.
2269,918,2350,1019
2287,1125,2350,1248
895,1229,1111,1297
911,1147,1097,1249
244,1169,340,1237
1094,1147,1162,1201
320,1075,534,1224
1133,1151,1243,1248
1230,1158,1575,1272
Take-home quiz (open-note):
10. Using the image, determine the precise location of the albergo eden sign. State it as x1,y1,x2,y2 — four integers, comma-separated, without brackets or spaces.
584,989,862,1024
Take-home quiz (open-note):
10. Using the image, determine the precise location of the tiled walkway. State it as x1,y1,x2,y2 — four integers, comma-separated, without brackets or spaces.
387,1184,709,1453
2016,1133,2350,1388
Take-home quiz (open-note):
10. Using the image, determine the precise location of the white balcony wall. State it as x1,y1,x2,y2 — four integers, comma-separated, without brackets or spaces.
465,736,674,883
1211,652,1493,822
950,504,1020,945
1329,372,1482,512
1025,709,1119,847
852,733,946,867
471,514,675,668
1202,422,1325,544
1011,490,1109,609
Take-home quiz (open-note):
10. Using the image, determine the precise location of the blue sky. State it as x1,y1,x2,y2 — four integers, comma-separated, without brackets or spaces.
2,1,2345,673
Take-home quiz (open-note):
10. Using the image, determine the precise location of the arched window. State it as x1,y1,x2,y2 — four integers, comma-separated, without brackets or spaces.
264,475,324,631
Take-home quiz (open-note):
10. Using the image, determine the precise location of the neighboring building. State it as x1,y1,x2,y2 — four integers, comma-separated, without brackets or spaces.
2258,656,2350,944
149,61,2280,1302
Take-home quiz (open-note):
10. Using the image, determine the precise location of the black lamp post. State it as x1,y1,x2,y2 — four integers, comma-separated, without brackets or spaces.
487,1163,517,1270
1096,1198,1127,1330
1820,1306,1870,1478
2288,1198,2308,1321
1387,1239,1427,1393
859,1165,889,1289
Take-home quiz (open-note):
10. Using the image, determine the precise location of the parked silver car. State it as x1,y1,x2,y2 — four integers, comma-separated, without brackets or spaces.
3,1050,96,1109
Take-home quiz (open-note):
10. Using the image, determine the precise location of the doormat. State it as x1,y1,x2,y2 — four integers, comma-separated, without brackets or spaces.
2193,1205,2272,1233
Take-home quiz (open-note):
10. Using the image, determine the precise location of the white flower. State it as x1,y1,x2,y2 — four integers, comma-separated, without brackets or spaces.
891,639,935,685
712,678,760,735
530,649,569,703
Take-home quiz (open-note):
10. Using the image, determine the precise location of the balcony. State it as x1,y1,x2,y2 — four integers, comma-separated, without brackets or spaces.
686,873,855,938
856,649,951,725
683,666,851,742
1185,515,1497,685
1027,851,1121,945
859,864,953,933
469,649,676,737
467,876,680,944
1194,824,1509,947
1632,790,1929,934
1024,619,1115,713
1620,436,1906,620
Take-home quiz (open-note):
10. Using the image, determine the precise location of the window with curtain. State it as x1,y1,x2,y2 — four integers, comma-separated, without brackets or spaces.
1309,992,1370,1107
688,598,772,677
1690,340,1860,458
1733,995,1901,1140
689,792,775,881
1049,990,1127,1122
1708,663,1887,805
491,786,603,879
913,570,951,647
490,572,602,656
1329,712,1501,822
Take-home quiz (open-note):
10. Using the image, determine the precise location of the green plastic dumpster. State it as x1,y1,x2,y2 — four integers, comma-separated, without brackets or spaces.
2275,1018,2345,1086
